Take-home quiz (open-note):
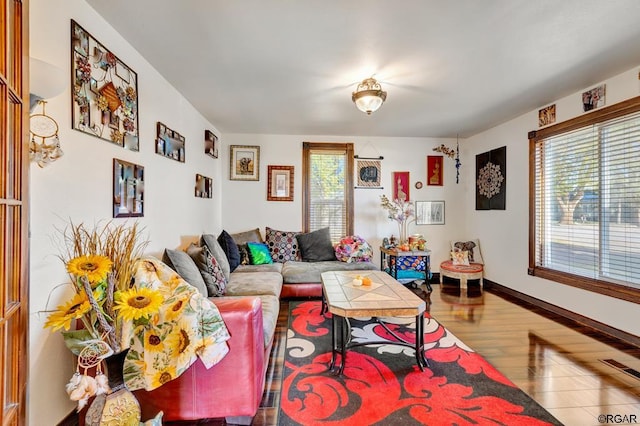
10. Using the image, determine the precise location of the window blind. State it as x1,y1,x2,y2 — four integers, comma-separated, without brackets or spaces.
534,111,640,288
303,143,353,241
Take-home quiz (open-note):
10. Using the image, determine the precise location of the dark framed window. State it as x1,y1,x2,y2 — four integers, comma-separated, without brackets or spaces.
529,96,640,304
302,142,354,241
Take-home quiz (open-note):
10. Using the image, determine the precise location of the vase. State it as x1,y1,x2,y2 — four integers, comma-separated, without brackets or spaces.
85,349,141,426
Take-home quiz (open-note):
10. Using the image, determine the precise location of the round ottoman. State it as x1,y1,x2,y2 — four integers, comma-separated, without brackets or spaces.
439,260,484,290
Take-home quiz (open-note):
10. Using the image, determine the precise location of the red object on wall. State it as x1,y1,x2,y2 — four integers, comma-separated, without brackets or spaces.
427,156,443,186
392,171,410,201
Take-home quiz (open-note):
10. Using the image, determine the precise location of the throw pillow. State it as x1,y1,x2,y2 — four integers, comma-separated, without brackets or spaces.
265,227,300,262
296,227,337,262
230,228,263,266
217,230,241,272
186,243,227,297
246,242,274,265
451,249,470,266
450,239,484,264
162,249,208,297
334,235,373,263
200,234,231,281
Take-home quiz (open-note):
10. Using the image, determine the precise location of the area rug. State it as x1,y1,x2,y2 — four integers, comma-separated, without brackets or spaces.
279,301,561,426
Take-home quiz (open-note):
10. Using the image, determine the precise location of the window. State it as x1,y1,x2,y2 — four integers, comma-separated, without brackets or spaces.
529,96,640,303
302,142,354,241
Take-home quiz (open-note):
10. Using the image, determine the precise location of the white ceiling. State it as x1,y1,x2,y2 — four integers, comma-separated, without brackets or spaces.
85,0,640,138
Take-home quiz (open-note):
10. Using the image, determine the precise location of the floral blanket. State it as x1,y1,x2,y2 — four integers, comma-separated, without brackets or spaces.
123,257,230,391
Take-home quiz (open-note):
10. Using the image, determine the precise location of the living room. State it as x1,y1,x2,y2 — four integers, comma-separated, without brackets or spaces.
25,0,640,424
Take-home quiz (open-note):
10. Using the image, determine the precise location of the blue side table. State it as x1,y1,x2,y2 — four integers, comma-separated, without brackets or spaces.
380,247,432,291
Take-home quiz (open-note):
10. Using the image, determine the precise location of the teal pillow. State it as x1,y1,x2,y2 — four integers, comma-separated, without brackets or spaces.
247,242,273,265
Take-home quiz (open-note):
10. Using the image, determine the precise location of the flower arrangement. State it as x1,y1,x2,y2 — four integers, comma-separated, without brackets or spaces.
380,194,415,244
44,220,159,409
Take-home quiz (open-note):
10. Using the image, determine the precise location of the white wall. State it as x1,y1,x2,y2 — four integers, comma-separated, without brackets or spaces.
220,134,467,266
29,0,223,422
464,67,640,337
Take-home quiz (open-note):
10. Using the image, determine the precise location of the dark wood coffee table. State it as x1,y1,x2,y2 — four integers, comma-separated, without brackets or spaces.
321,270,428,374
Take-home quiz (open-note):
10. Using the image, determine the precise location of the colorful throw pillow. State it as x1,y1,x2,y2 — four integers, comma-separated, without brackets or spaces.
450,239,484,264
186,243,227,297
265,227,300,262
451,249,470,266
230,228,263,265
296,227,337,262
217,230,241,272
334,235,373,263
200,234,231,281
247,242,274,265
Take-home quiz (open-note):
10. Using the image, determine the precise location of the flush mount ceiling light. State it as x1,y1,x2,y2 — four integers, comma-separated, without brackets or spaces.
352,77,387,115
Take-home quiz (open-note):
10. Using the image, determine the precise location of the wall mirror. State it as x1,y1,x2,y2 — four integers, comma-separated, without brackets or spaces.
113,158,144,217
195,174,213,198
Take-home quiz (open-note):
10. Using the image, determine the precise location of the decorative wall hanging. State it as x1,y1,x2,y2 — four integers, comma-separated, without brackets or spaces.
71,20,139,150
475,146,506,210
415,200,445,225
427,155,443,186
30,100,64,167
113,158,144,217
433,135,461,183
205,130,218,158
355,157,382,189
267,165,294,201
582,84,606,112
230,145,260,181
538,104,556,127
392,171,410,202
156,122,185,162
195,174,213,198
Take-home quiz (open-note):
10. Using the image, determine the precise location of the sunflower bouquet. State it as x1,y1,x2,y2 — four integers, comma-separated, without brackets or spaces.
44,221,161,409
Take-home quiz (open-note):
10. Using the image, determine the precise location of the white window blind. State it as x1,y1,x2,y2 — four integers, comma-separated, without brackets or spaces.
303,143,353,241
534,111,640,288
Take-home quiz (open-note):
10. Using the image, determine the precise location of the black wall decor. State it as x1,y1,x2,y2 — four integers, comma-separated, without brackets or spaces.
476,146,506,210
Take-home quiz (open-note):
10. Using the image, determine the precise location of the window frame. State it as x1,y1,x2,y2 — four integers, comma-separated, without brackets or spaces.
528,95,640,304
302,142,354,237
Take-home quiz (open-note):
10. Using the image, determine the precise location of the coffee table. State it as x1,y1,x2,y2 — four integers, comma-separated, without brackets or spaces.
321,270,428,374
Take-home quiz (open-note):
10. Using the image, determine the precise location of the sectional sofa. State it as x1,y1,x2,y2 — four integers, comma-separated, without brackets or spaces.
134,227,377,424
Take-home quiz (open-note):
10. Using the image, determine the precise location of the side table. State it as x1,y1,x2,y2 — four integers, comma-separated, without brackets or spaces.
380,246,432,291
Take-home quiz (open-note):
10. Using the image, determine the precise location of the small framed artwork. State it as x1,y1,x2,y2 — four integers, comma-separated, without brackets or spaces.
205,130,218,158
356,159,382,188
113,158,144,218
267,165,294,201
538,104,556,127
195,174,213,198
427,156,443,186
392,171,410,201
230,145,260,181
582,84,606,112
415,201,445,225
156,122,185,163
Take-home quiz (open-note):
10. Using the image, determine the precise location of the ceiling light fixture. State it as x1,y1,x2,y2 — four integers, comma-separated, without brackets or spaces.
352,77,387,115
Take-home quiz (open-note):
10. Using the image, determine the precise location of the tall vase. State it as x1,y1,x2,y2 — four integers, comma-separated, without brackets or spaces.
85,349,141,426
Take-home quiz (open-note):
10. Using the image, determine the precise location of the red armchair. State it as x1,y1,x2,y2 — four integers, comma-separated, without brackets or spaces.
134,296,271,425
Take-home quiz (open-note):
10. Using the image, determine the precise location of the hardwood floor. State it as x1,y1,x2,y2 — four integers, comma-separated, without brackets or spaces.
169,281,640,426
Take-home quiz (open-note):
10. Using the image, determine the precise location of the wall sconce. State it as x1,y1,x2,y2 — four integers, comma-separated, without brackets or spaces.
352,77,387,115
29,58,66,167
30,100,63,167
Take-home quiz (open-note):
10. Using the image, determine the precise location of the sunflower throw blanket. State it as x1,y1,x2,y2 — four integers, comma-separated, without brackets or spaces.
122,257,230,391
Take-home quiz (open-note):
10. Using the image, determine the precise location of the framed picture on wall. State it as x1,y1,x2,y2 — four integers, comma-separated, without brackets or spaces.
427,156,443,186
230,145,260,181
205,130,218,158
267,165,294,201
392,171,410,201
415,200,445,225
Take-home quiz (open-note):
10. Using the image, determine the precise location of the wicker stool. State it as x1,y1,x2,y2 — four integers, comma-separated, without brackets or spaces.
439,260,484,290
